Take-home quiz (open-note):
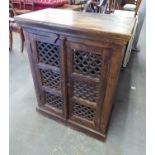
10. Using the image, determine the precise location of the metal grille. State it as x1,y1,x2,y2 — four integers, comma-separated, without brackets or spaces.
45,92,63,110
73,81,97,102
37,41,60,67
73,49,102,78
40,69,61,91
73,102,96,121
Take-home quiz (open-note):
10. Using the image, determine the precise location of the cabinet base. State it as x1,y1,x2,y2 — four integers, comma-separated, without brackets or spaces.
36,106,106,142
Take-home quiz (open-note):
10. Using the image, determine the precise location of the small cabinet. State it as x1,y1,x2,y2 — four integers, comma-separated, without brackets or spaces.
15,8,135,141
24,29,115,140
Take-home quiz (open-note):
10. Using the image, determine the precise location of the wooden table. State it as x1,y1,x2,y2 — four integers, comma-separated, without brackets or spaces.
15,9,136,141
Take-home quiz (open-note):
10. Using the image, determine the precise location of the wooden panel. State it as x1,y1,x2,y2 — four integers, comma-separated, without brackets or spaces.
59,37,68,119
100,45,123,132
67,41,112,129
15,8,136,44
27,33,66,117
23,30,43,106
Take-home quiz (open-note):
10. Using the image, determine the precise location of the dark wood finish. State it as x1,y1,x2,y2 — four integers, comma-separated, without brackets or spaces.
9,29,13,50
9,5,25,52
15,9,136,141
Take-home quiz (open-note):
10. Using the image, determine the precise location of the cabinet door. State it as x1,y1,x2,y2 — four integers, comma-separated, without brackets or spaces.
67,42,112,130
25,31,67,119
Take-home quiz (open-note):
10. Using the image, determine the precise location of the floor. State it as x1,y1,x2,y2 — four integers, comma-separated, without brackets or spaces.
9,21,146,155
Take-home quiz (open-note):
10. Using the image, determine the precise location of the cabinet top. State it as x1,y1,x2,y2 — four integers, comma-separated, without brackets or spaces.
15,9,136,44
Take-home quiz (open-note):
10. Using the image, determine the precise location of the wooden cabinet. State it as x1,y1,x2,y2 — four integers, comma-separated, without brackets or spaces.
15,9,136,141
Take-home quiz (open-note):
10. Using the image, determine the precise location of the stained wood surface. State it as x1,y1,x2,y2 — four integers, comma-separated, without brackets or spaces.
15,8,136,42
15,8,137,141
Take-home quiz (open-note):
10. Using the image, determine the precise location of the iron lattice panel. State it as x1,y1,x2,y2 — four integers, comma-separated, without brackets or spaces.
73,49,102,78
45,92,63,110
36,41,60,67
40,69,61,91
73,102,96,122
73,81,97,103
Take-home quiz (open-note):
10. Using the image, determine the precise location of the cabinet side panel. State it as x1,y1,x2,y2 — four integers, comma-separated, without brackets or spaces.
100,45,124,132
23,30,43,106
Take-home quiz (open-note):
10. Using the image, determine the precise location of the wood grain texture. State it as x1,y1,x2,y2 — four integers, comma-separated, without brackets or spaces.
15,9,136,141
15,8,136,44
